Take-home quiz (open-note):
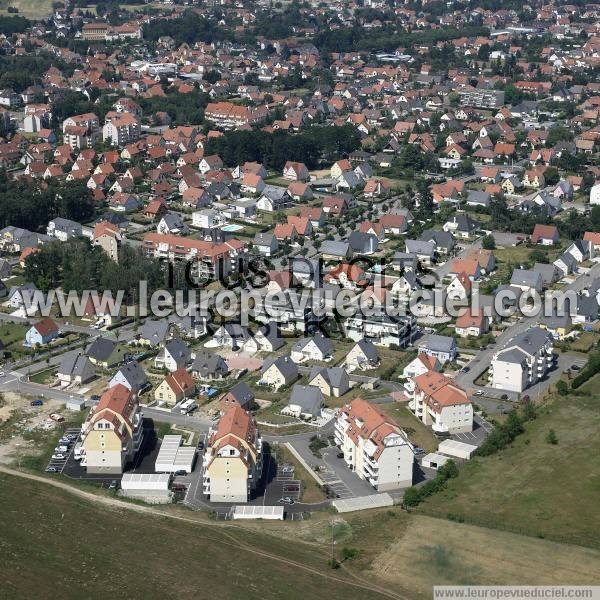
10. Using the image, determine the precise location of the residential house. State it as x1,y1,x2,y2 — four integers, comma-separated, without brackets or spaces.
109,360,149,395
86,337,129,368
259,355,299,391
57,351,95,385
25,318,59,347
344,339,380,371
455,308,489,338
220,382,255,413
154,339,191,372
191,350,229,381
291,334,334,363
418,334,457,364
530,224,559,245
283,385,324,420
154,368,195,406
307,366,350,397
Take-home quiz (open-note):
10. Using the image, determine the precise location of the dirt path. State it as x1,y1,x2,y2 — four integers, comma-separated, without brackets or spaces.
0,465,405,600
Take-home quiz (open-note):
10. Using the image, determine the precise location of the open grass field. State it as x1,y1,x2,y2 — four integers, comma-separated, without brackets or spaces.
416,392,600,549
366,514,600,597
2,467,600,599
0,0,52,19
0,471,391,600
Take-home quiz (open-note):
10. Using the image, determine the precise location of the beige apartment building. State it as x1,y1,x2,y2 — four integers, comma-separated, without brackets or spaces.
202,406,262,503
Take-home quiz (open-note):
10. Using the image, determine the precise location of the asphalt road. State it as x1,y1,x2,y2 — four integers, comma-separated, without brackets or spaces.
456,262,600,393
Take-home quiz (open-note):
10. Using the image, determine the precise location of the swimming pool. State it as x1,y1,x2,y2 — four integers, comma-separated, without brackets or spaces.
221,224,244,232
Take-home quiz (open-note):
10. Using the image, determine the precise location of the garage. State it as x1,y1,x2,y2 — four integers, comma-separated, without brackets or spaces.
438,439,477,460
421,452,451,470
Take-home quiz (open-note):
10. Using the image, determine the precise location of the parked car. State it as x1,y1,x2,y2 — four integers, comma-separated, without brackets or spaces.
108,480,118,490
45,466,57,473
571,364,581,371
30,399,43,407
197,441,205,451
278,497,295,504
174,470,187,476
51,453,66,460
474,390,484,396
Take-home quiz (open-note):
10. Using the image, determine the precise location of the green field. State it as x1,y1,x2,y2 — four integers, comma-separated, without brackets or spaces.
417,392,600,548
2,467,600,599
0,0,52,19
0,471,396,600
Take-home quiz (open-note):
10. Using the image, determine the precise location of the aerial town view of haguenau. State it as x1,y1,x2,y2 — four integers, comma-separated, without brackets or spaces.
0,0,599,598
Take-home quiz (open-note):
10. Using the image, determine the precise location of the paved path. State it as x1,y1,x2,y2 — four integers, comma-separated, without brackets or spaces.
456,262,600,392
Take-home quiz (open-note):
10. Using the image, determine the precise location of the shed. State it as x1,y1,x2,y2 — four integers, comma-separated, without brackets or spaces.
120,473,172,503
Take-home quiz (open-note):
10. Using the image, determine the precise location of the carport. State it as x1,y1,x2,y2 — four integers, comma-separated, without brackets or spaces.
438,439,477,460
333,493,394,513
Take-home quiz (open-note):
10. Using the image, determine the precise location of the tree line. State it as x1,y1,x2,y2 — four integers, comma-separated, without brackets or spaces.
204,125,361,170
142,10,231,46
0,179,95,233
25,239,166,300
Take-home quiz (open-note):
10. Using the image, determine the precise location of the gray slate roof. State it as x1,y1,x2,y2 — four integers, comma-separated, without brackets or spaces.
288,384,323,417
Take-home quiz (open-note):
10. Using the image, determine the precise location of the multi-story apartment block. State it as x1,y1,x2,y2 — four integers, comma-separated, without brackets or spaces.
411,370,473,434
80,384,144,474
204,102,269,129
334,398,414,491
143,233,245,280
458,88,505,109
344,313,417,347
62,113,100,149
489,327,554,392
102,111,141,146
202,406,263,502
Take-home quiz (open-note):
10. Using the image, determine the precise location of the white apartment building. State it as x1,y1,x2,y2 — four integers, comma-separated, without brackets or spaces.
411,370,473,434
334,398,414,491
489,326,554,393
102,111,141,146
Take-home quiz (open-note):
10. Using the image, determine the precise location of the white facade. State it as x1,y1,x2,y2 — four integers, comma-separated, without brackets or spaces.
334,400,414,491
590,183,600,206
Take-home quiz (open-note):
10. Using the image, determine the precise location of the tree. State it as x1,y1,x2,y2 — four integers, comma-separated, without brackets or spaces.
546,429,559,445
555,380,569,396
481,234,495,250
543,167,560,187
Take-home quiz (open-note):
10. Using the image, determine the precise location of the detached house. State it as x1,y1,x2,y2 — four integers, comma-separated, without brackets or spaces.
154,368,196,406
283,161,310,182
25,318,59,347
259,355,299,391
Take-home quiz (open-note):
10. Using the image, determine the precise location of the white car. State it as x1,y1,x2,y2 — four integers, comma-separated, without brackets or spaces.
474,390,484,396
51,453,66,460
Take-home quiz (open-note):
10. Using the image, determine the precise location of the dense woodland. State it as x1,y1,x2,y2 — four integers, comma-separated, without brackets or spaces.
0,178,95,232
24,239,166,298
204,125,362,170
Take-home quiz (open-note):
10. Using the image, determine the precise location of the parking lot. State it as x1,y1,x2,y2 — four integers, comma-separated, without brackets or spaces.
45,427,80,474
452,414,493,446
